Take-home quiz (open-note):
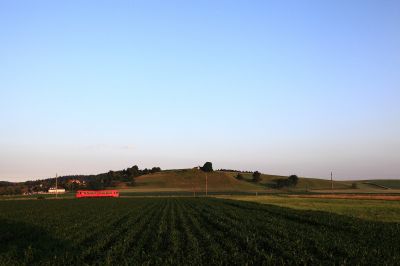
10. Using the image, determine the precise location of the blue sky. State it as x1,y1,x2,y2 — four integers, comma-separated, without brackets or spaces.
0,0,399,181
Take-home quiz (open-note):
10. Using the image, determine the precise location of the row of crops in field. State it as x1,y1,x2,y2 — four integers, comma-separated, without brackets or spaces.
0,197,399,265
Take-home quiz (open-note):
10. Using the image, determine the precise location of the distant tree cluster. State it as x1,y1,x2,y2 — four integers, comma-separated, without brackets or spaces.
0,181,13,187
0,165,162,195
83,165,162,189
273,175,299,188
0,184,23,195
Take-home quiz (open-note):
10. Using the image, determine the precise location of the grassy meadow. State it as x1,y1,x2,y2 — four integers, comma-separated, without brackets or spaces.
121,169,264,192
220,194,400,222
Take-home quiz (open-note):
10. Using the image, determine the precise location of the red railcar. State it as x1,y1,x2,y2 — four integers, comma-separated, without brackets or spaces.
76,190,119,198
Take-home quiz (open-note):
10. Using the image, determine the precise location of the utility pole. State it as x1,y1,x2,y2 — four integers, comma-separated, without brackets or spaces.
331,171,333,190
205,173,208,197
56,173,58,199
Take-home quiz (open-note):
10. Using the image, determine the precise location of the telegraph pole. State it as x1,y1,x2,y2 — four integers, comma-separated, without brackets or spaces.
56,173,58,199
331,171,333,190
205,172,208,197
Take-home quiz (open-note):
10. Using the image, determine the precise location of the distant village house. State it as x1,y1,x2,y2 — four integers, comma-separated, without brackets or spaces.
48,188,66,194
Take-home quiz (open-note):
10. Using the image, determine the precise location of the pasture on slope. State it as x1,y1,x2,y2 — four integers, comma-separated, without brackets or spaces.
117,168,357,193
221,195,400,222
225,172,351,190
121,169,264,192
0,198,399,265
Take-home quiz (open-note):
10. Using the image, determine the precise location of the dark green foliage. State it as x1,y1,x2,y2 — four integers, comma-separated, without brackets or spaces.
351,182,358,189
86,179,105,190
252,171,261,182
288,175,298,186
151,167,162,173
0,198,399,265
236,173,243,180
274,178,288,188
0,185,22,195
126,165,140,177
274,174,299,188
64,182,80,192
0,181,13,187
200,162,213,172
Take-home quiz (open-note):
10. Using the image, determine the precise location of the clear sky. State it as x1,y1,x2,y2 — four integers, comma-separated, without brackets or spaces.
0,0,399,181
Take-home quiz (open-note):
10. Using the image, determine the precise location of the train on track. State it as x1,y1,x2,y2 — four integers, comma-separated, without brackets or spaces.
76,190,119,198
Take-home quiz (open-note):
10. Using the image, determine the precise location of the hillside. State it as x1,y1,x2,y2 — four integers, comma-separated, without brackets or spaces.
120,169,264,192
363,180,400,189
104,169,400,193
342,179,400,190
2,166,399,195
223,172,351,190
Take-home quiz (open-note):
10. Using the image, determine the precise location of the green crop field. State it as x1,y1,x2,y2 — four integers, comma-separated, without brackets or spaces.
0,198,399,265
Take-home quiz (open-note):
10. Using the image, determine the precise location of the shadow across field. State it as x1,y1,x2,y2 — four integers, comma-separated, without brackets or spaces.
0,219,74,265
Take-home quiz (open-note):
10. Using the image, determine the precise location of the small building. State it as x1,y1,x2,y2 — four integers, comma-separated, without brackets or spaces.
48,188,66,194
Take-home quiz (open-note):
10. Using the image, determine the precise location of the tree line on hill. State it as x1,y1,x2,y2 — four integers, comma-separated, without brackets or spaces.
272,175,299,188
77,165,162,190
202,163,299,189
235,171,299,188
235,171,263,182
0,181,24,195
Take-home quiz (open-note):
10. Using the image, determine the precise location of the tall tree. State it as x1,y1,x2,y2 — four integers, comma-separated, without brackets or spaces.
252,171,262,182
200,162,213,172
288,175,299,186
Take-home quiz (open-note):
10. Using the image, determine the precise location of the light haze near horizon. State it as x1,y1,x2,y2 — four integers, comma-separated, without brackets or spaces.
1,0,399,181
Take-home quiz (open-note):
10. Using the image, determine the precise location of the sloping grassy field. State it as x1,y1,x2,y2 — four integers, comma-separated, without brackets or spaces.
364,179,400,189
223,171,350,190
116,169,399,193
125,169,263,192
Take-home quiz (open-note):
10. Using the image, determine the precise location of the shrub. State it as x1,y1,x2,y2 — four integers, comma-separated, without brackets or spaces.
288,175,299,186
252,171,262,182
236,173,244,180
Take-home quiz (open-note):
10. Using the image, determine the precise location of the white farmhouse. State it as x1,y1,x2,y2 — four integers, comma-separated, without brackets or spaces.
48,188,66,194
